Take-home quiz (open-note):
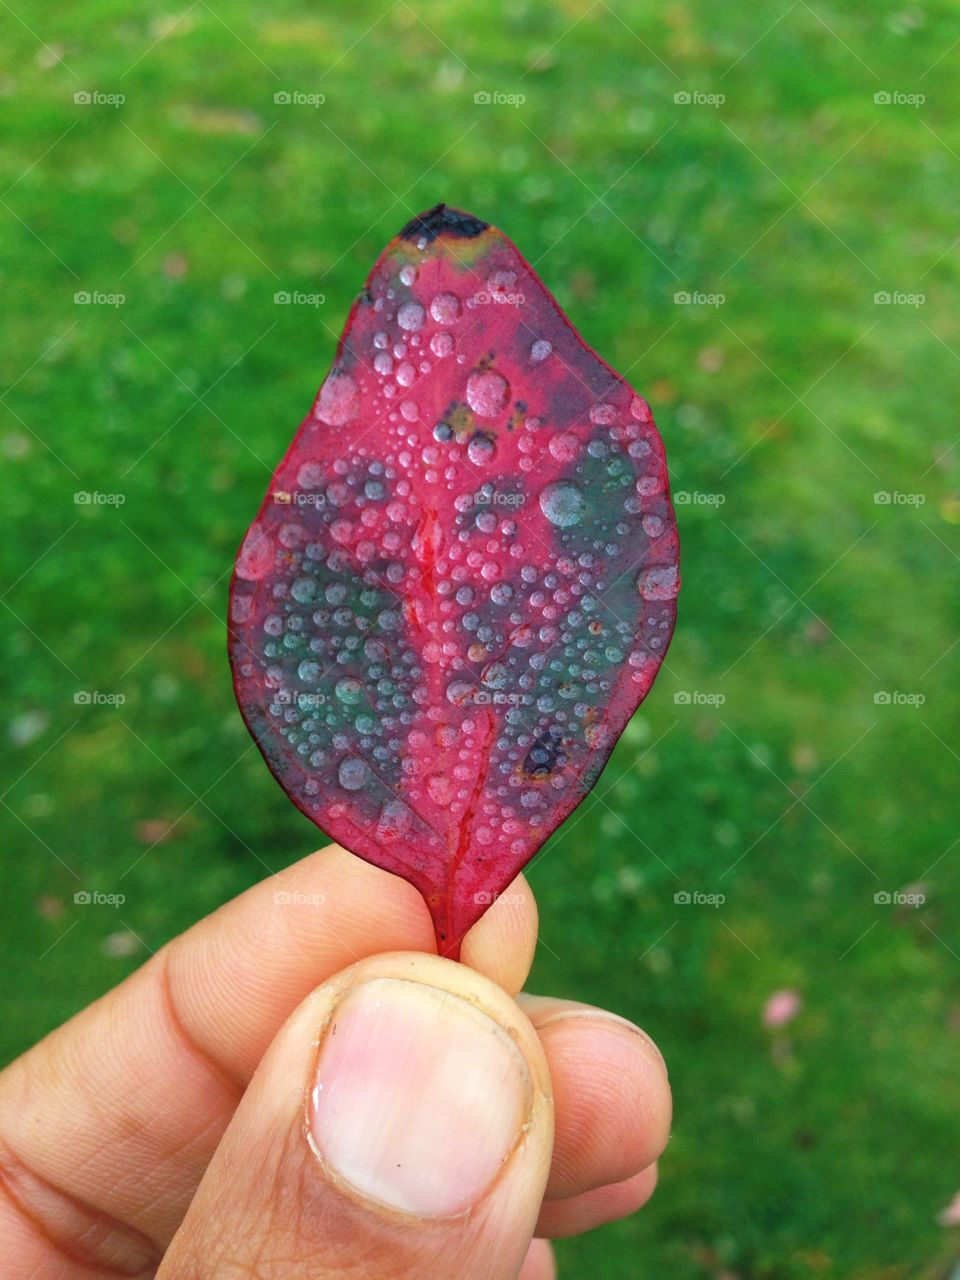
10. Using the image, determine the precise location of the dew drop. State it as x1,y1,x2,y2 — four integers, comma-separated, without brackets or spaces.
446,678,475,704
637,565,679,600
481,660,509,689
377,797,412,838
540,482,585,527
397,300,425,332
297,461,325,489
466,369,509,418
427,774,455,805
467,432,497,465
314,373,359,426
430,292,461,324
236,526,273,580
337,757,367,790
335,677,363,704
631,395,653,424
549,431,580,462
531,339,552,362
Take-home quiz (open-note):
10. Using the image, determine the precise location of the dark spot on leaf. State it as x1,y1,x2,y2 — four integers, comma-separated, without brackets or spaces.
399,203,489,243
523,725,568,780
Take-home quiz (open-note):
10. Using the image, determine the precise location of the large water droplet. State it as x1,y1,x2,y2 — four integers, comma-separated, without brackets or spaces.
630,395,652,424
337,757,367,790
235,526,273,580
296,461,325,489
335,676,363,704
397,301,425,331
430,292,461,324
314,373,359,426
637,565,679,600
427,773,455,805
446,678,475,704
549,431,580,462
540,482,585,527
530,339,552,362
377,797,411,839
467,432,497,465
466,369,509,418
481,660,509,689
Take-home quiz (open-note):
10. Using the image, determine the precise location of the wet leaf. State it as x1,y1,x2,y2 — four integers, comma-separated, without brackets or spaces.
229,204,680,955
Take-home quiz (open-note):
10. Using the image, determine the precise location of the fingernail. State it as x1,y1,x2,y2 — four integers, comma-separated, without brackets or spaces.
308,976,532,1217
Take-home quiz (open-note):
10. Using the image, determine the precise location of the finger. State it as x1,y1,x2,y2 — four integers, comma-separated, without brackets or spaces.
519,1238,557,1279
159,953,553,1280
521,994,671,1200
536,1166,658,1238
0,845,537,1277
460,877,537,996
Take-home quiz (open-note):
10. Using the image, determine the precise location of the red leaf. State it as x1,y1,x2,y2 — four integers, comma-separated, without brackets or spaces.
229,205,679,957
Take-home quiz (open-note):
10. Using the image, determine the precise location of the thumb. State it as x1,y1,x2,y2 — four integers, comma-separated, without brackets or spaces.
159,951,554,1280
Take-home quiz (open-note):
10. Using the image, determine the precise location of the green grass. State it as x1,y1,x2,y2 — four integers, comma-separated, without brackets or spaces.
2,2,959,1276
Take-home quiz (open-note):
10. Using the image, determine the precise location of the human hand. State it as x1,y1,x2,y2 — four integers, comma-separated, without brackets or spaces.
0,844,670,1278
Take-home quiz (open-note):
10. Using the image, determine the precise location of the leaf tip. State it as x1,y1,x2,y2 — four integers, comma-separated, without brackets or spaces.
398,203,490,245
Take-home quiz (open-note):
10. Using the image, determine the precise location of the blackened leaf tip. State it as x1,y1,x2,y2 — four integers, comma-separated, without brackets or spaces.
399,204,490,244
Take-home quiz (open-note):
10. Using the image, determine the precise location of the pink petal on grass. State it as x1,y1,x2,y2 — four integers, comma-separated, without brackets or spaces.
937,1192,960,1227
763,989,802,1029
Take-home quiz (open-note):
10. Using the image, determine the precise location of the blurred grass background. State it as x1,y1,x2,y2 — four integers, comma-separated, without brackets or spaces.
1,2,958,1276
